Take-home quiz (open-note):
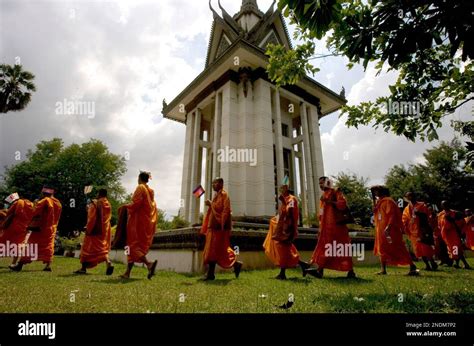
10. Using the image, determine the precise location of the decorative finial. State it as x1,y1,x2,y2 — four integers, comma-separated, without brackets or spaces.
340,86,345,98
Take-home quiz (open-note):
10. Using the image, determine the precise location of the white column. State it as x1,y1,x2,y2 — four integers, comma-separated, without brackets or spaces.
188,108,201,223
301,103,316,214
253,79,275,217
273,89,285,187
212,92,222,180
219,81,237,201
308,105,325,212
181,113,194,221
296,145,308,220
290,146,297,193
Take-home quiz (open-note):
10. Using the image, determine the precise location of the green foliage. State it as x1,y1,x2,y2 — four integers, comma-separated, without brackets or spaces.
303,212,319,227
333,172,373,227
266,41,319,88
384,139,473,209
269,0,474,142
2,138,127,234
0,64,37,113
156,209,190,230
452,120,474,171
59,235,82,252
170,214,190,229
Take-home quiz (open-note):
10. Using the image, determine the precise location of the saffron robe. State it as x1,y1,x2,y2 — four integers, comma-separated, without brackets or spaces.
126,184,157,263
310,188,353,272
201,189,236,269
438,210,465,260
263,194,300,268
0,199,34,248
22,196,62,264
402,202,435,258
464,216,474,251
79,197,112,268
373,197,412,266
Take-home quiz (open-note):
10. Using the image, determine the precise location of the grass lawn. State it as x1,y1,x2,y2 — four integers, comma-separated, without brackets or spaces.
1,256,473,313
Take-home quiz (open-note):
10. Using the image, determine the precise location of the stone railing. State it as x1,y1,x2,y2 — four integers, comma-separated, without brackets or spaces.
152,224,375,251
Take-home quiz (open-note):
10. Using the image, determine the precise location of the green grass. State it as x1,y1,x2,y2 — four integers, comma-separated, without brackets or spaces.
1,257,473,313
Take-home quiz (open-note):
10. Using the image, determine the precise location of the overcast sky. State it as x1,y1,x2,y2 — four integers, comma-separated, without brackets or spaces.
0,0,471,217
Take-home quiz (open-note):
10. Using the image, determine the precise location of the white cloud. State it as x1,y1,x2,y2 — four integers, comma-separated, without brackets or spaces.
321,64,472,186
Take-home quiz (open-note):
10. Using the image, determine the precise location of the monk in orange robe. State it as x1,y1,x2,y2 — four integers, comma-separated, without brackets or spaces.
0,193,35,268
120,172,158,279
0,209,7,224
201,178,242,281
263,184,309,280
11,187,62,272
402,192,438,271
430,206,452,266
464,209,474,251
74,189,114,275
438,200,471,269
306,177,356,279
370,186,418,275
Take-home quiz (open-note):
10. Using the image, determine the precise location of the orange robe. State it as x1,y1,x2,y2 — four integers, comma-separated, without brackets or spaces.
310,188,353,272
79,197,112,268
438,210,465,260
126,184,157,263
21,196,62,264
464,216,474,251
0,199,34,247
373,197,412,266
263,195,300,268
0,209,7,224
402,202,435,258
201,189,236,268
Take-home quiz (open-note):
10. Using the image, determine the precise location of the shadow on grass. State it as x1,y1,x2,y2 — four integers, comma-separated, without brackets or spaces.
0,269,45,274
94,277,142,284
320,276,373,284
196,278,233,285
286,277,313,285
57,273,90,278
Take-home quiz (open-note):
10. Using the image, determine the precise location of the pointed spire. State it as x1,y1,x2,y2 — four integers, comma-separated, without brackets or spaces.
240,0,259,14
234,0,264,20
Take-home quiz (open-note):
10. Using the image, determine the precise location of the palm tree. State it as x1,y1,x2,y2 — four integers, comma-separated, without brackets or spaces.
0,63,36,113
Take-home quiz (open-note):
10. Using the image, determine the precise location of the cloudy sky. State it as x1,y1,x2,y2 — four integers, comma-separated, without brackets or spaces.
0,0,471,217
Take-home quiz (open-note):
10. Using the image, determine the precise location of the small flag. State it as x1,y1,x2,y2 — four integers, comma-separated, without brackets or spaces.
193,185,205,198
5,192,19,204
282,175,289,186
41,187,55,194
84,186,93,195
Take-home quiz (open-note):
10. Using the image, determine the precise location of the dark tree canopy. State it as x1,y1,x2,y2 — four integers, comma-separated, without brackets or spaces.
267,0,473,145
0,64,37,113
1,138,127,234
333,172,373,227
384,139,473,210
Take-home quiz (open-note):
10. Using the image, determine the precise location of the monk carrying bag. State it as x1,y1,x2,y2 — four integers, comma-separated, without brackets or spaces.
417,212,434,246
1,210,15,230
272,216,294,243
331,190,355,225
111,205,128,249
87,201,103,236
27,202,51,232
